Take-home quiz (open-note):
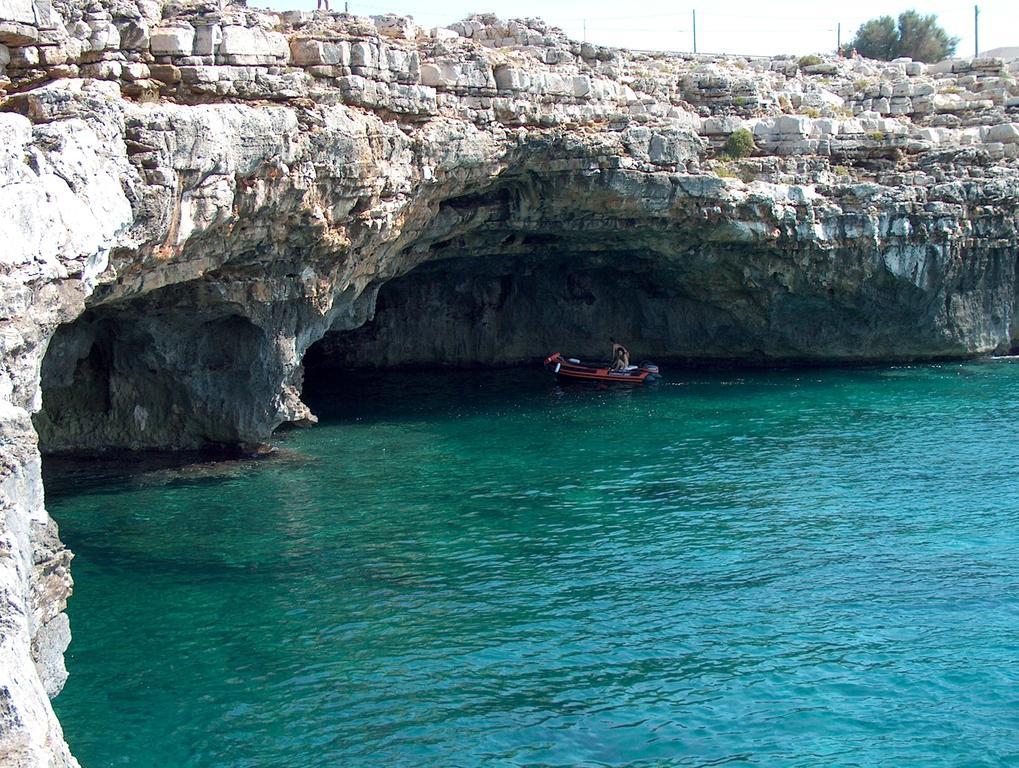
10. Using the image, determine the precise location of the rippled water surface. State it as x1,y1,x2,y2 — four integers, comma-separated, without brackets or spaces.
48,363,1019,767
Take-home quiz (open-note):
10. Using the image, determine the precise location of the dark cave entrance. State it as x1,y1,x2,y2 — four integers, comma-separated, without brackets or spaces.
301,248,764,387
299,169,850,387
35,293,271,455
34,167,965,454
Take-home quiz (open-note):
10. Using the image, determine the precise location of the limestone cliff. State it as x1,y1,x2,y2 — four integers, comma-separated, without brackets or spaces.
1,0,1019,763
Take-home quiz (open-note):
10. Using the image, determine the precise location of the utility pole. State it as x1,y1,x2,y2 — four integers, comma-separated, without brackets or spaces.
692,9,697,54
837,22,841,52
974,5,979,57
583,19,586,42
344,1,348,13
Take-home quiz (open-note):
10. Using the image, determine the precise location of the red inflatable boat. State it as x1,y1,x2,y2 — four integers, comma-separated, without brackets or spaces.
544,352,661,385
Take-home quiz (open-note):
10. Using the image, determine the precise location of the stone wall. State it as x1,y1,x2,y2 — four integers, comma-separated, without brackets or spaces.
2,4,1018,153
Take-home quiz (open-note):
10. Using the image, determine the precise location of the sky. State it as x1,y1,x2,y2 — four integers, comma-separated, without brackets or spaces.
262,0,1017,58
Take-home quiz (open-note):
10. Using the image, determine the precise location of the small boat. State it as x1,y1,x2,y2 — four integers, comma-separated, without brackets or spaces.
544,352,661,385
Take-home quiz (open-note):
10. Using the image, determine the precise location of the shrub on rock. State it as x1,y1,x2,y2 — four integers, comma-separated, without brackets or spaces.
724,128,756,159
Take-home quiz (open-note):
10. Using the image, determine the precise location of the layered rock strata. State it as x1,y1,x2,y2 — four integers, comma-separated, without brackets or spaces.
2,0,1019,764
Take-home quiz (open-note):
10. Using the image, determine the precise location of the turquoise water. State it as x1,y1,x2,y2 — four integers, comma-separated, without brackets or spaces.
47,363,1019,767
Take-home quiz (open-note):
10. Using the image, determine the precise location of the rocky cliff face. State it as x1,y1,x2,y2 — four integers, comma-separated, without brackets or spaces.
1,0,1019,763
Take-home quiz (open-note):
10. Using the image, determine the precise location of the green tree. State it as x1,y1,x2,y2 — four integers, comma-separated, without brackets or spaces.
847,11,958,63
896,11,958,62
849,16,899,60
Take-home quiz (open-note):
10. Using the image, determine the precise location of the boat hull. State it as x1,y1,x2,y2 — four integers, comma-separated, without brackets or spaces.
544,352,660,385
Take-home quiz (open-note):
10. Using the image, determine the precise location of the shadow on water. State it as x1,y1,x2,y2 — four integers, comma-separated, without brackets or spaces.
302,362,803,424
302,359,1003,430
302,365,553,423
45,359,1009,498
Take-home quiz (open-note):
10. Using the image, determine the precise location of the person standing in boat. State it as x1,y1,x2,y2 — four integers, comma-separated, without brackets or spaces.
610,338,630,371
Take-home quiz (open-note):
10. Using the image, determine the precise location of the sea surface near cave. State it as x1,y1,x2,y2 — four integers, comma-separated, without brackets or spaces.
48,362,1019,767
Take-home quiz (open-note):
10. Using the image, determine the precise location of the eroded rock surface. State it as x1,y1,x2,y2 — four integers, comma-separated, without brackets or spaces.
2,0,1019,764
